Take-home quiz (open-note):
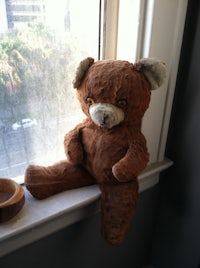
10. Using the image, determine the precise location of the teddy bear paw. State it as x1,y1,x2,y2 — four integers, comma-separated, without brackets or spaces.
112,164,135,182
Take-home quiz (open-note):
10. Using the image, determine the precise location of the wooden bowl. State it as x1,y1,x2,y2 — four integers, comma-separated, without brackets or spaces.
0,178,25,222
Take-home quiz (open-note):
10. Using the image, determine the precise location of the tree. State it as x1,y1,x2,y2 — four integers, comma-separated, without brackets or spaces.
0,21,79,122
0,20,81,173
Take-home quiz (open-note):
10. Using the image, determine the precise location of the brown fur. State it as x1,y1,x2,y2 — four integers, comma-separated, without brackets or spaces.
25,58,166,245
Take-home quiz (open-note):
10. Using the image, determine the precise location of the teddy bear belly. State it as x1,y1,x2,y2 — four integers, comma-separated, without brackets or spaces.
82,129,127,183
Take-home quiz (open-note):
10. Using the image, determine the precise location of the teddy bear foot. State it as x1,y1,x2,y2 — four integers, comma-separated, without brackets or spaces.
25,160,95,199
102,231,127,246
25,164,63,199
99,180,139,245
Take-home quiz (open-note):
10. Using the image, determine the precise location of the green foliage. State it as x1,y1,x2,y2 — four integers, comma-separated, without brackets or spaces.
0,21,78,122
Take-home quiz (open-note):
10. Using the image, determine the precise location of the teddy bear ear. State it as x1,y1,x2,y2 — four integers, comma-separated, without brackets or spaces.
134,58,167,90
73,57,95,88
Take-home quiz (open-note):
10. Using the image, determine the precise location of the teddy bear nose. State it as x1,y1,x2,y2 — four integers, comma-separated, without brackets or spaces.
100,114,109,127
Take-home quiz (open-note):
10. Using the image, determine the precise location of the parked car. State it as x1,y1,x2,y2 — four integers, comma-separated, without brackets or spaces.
12,118,37,130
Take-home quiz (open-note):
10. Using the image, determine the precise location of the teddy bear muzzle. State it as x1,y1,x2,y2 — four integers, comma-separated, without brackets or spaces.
89,103,124,128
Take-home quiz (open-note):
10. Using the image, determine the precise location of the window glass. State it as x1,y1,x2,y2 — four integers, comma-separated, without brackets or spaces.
117,0,140,61
0,0,100,182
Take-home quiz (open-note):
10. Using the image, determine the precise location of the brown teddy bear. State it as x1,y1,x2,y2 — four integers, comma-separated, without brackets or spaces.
25,57,166,245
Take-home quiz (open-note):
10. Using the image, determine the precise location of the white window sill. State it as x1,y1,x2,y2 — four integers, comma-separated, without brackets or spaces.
0,158,172,257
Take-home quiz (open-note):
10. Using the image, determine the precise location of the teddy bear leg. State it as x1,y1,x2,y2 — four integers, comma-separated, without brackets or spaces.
99,180,139,245
25,160,95,199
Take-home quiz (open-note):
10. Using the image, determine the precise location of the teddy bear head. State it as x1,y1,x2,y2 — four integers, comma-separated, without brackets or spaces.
73,57,166,128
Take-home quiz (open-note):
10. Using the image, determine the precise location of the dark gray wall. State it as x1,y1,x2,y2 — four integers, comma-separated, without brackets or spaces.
0,187,159,268
151,1,200,267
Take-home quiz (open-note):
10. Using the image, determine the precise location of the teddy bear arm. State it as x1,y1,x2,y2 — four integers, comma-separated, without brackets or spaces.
112,140,149,182
64,128,84,165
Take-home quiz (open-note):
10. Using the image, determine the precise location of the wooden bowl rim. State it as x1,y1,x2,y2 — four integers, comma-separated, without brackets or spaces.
0,178,24,208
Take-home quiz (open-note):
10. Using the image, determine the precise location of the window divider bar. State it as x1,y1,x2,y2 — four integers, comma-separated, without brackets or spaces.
102,0,119,60
136,0,155,59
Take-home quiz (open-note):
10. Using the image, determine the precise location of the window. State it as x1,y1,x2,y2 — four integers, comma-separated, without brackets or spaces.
0,0,101,183
0,0,188,184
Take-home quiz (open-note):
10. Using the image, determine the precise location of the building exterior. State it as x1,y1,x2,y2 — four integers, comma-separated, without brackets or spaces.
0,0,69,33
5,0,45,29
0,0,8,33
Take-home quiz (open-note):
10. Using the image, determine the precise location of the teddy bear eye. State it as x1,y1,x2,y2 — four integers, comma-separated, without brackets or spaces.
117,99,127,108
86,97,95,106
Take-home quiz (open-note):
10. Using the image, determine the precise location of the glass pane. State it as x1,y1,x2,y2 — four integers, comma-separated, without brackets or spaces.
0,0,100,183
117,0,140,61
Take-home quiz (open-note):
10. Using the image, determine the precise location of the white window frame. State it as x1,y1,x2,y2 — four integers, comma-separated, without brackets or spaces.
103,0,188,163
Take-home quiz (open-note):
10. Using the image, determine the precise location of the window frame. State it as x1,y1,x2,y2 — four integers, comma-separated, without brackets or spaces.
102,0,188,163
